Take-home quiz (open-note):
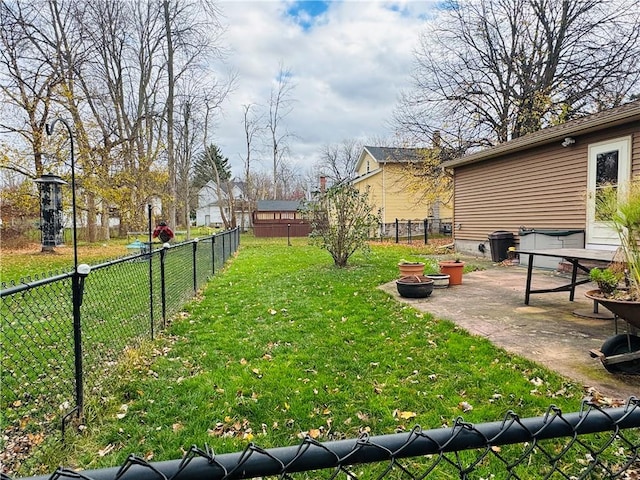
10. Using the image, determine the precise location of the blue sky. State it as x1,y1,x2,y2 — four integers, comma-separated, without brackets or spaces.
286,1,331,30
214,1,438,176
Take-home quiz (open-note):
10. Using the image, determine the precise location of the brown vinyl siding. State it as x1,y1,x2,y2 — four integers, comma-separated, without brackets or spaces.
453,124,640,244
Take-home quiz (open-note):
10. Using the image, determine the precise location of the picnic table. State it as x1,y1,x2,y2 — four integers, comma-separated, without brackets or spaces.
516,248,616,305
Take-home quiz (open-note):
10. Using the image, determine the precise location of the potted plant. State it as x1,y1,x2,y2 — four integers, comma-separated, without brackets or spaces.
398,259,425,277
396,275,434,298
438,254,465,285
588,267,623,296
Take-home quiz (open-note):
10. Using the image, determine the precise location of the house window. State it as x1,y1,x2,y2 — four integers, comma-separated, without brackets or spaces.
366,160,370,173
594,149,619,221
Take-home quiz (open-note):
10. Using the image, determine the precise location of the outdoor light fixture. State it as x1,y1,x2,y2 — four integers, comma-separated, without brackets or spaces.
561,137,576,147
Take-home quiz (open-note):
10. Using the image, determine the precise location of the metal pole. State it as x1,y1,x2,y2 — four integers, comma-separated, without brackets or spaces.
211,234,216,274
46,118,84,424
192,240,198,293
148,204,154,340
222,231,226,261
287,223,291,246
160,246,167,328
408,220,412,244
424,219,428,245
46,119,78,273
395,218,399,244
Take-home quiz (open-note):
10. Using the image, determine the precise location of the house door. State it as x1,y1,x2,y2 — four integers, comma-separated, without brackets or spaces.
586,136,631,248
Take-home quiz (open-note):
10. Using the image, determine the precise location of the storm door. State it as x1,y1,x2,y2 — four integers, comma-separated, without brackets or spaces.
586,136,631,247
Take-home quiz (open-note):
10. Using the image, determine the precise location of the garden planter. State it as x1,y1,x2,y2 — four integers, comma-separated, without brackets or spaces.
426,273,450,288
396,275,434,298
584,289,640,324
439,261,464,285
398,262,425,277
584,289,640,375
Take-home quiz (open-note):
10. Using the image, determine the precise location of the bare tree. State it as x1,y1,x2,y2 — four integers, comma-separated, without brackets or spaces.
198,76,237,229
317,138,362,183
266,63,296,199
395,0,640,150
241,103,263,228
0,1,61,178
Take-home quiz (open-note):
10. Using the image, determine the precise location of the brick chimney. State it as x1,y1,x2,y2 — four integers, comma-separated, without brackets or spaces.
319,176,326,192
432,130,441,148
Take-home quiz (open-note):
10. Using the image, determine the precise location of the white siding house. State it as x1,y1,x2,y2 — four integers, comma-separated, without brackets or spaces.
195,180,250,227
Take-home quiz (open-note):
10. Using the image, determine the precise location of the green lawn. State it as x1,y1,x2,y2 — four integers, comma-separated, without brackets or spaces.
7,236,616,477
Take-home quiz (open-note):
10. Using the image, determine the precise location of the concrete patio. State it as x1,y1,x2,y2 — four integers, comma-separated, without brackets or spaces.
381,259,640,401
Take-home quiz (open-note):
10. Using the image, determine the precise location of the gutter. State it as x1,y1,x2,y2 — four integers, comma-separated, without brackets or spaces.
442,101,640,169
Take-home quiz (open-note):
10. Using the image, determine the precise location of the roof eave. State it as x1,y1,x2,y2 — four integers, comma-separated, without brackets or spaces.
442,105,640,169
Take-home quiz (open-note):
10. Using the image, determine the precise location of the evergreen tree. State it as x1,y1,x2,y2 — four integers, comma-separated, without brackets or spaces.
192,144,232,189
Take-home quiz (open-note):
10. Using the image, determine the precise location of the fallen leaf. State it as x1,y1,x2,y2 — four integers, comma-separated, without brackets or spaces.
116,404,129,419
530,377,544,387
398,411,417,420
459,402,473,412
98,444,115,457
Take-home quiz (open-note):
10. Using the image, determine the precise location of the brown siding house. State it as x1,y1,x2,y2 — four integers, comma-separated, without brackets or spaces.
441,100,640,259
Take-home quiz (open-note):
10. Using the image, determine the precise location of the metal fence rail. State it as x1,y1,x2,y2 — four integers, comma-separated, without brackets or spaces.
377,219,453,245
1,228,240,437
9,397,640,480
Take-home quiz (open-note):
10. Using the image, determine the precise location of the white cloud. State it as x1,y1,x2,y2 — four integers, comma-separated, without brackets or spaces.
212,1,437,176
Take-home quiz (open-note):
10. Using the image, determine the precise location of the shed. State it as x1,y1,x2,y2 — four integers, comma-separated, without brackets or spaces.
252,200,310,238
441,100,640,259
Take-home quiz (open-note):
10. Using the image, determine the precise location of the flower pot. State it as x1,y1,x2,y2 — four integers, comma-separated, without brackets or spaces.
426,273,450,288
398,262,425,277
439,261,464,285
396,275,434,298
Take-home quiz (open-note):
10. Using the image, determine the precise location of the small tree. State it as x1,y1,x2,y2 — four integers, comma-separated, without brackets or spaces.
303,183,379,268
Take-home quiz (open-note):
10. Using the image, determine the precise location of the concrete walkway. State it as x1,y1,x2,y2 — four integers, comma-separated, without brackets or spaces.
381,261,640,401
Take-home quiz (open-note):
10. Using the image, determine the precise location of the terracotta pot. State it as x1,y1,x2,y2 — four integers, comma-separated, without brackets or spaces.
439,261,465,285
398,262,425,277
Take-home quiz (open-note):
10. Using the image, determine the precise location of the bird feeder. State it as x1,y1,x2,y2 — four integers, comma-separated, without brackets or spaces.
126,239,150,257
34,173,67,252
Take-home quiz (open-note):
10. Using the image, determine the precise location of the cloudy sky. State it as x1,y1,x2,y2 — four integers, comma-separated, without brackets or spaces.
212,0,438,177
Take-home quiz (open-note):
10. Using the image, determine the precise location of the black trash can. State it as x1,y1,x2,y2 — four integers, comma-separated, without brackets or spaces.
488,231,514,262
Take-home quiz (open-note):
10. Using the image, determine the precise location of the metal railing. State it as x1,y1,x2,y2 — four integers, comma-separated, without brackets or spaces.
1,228,240,436
377,219,453,245
9,397,640,480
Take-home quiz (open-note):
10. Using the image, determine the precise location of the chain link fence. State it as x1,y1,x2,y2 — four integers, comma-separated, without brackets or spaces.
8,397,639,480
1,228,239,438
